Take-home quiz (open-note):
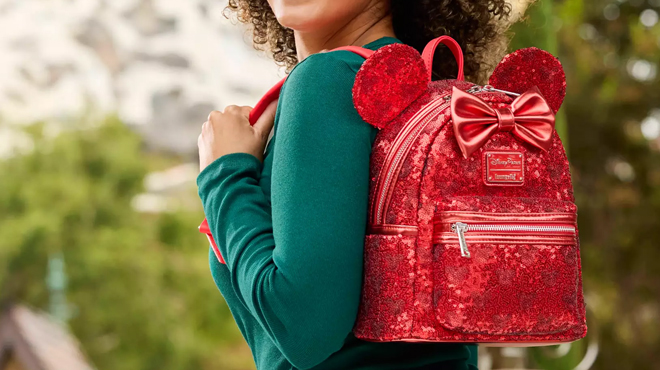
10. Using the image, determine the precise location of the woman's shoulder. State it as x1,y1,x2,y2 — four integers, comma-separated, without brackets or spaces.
274,49,377,136
282,37,402,94
283,50,366,92
275,38,401,129
276,51,367,114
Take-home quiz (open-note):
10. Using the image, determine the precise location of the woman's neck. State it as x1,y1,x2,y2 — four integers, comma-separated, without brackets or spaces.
294,8,396,61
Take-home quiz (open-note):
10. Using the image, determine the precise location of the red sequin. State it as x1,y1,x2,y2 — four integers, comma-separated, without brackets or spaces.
489,47,566,113
353,44,429,129
352,46,586,344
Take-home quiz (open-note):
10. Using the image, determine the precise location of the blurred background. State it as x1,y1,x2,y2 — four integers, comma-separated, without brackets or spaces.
0,0,658,369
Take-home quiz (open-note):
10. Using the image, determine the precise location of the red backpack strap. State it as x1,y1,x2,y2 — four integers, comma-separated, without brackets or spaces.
247,78,286,125
201,46,374,264
421,36,465,82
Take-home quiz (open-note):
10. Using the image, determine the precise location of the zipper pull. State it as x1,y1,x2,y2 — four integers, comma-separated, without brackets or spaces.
482,84,521,97
451,222,471,258
465,86,483,94
464,85,521,97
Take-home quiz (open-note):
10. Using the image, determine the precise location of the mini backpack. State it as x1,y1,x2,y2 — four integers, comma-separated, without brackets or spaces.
200,36,588,346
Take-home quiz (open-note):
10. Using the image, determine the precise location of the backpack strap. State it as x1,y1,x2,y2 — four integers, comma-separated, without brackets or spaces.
201,46,374,264
421,36,465,82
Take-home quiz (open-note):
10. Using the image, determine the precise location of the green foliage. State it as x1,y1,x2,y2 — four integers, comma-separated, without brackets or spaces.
512,1,660,369
558,3,660,370
0,118,254,370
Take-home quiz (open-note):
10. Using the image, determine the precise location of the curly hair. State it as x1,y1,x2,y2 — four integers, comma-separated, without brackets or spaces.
224,0,512,84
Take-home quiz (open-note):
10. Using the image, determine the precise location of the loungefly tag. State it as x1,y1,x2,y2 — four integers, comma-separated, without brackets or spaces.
484,151,524,186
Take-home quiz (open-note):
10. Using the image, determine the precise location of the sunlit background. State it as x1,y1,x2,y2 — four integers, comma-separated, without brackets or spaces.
0,0,658,369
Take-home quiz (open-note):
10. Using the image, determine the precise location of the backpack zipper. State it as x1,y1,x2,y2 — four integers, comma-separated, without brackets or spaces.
450,222,577,258
372,96,450,224
372,85,516,225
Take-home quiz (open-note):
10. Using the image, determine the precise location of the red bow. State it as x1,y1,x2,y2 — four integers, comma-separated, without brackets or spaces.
450,86,556,158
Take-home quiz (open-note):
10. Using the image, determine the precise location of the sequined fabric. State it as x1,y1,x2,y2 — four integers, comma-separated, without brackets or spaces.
434,242,579,335
353,44,429,129
488,47,566,113
382,81,472,226
354,234,417,340
353,47,587,344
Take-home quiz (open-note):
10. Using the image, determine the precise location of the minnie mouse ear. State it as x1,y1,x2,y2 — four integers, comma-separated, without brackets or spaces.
353,44,429,129
489,47,566,113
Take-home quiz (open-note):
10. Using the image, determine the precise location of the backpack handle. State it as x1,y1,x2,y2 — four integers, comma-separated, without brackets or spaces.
201,45,375,264
421,36,465,82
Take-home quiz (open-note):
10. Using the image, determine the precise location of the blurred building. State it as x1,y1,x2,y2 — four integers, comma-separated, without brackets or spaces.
0,305,94,370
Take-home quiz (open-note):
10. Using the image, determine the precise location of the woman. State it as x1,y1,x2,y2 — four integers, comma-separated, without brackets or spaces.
197,0,511,369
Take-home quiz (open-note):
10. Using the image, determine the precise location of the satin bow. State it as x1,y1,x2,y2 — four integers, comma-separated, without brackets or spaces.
450,86,555,158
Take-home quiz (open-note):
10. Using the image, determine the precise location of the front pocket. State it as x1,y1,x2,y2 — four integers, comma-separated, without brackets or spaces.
431,197,581,336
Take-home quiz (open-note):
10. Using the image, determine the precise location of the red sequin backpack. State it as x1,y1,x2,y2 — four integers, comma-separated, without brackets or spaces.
200,36,587,346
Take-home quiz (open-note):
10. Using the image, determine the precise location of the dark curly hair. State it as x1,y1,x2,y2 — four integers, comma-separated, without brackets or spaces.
224,0,512,84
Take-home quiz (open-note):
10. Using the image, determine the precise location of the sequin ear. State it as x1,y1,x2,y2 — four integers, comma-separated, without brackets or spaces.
489,47,566,113
353,44,429,129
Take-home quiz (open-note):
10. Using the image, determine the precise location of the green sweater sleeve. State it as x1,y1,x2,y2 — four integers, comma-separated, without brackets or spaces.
197,51,376,370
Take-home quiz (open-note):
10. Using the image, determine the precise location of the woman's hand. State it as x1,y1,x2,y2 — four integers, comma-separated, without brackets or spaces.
198,101,278,172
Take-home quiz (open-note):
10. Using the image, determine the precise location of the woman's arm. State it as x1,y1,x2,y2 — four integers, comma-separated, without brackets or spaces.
197,51,376,370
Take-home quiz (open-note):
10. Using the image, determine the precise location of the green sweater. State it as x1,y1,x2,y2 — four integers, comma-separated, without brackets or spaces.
198,37,478,370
